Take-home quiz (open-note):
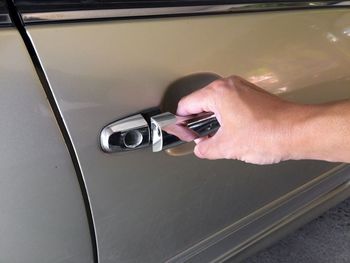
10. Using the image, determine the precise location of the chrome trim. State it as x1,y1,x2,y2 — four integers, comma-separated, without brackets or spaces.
22,2,350,24
101,111,219,153
100,114,150,153
151,112,177,153
151,112,219,152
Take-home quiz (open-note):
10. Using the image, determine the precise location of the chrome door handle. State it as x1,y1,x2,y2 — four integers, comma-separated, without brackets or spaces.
100,111,220,153
151,112,219,152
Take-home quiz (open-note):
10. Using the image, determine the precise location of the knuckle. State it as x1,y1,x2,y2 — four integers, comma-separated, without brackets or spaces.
196,144,207,156
212,79,226,88
227,75,241,86
177,96,191,115
228,75,242,81
196,143,211,159
194,145,205,159
212,79,226,87
176,100,185,112
210,79,229,93
177,97,186,107
178,94,191,107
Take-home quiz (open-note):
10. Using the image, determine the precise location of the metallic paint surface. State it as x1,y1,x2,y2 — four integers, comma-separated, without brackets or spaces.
26,9,350,262
0,29,93,263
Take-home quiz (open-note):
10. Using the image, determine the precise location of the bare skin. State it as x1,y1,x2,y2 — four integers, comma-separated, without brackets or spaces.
176,76,350,165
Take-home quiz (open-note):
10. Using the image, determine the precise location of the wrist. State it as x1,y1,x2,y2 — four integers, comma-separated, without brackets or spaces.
277,103,322,161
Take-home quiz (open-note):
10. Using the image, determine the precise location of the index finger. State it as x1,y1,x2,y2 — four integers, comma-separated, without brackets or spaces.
176,86,215,116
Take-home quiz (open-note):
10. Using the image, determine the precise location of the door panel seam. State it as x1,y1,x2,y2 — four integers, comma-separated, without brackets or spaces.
5,1,99,262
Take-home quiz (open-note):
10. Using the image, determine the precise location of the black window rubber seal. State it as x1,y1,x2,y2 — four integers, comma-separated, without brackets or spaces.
0,0,12,26
13,0,344,13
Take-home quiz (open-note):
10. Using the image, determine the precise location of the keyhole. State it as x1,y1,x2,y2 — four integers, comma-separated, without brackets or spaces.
123,130,143,148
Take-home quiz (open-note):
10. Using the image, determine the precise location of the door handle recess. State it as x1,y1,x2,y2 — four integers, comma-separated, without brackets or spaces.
100,111,220,153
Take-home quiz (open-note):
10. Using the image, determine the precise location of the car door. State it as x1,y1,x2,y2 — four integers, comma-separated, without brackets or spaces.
0,2,93,262
11,1,350,262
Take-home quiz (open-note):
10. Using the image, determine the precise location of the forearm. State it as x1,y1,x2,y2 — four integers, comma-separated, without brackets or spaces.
177,75,350,164
286,100,350,163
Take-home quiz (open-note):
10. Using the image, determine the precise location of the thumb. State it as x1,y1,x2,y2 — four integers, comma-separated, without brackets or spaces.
194,135,222,160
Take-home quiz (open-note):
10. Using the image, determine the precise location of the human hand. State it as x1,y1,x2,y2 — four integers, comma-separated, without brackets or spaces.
177,75,302,164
